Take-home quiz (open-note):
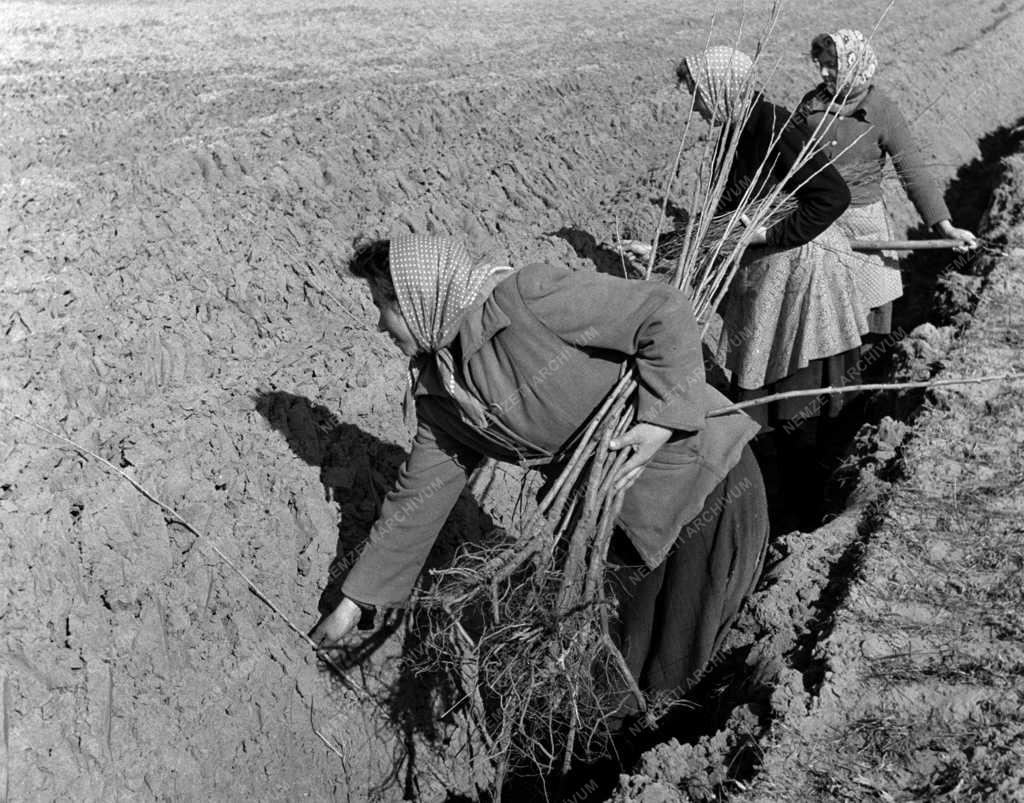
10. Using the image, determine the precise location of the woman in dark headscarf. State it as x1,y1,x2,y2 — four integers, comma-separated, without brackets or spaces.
311,234,769,708
799,29,977,334
678,46,864,528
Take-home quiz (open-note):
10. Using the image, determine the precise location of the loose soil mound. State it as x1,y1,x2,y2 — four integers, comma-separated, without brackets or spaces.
1,2,1022,800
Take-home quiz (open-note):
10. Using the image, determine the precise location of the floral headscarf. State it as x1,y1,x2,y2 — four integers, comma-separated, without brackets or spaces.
685,46,755,123
831,29,878,96
389,235,513,427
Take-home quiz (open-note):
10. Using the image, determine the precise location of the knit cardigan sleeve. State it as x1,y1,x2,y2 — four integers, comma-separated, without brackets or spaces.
874,89,950,226
340,397,482,607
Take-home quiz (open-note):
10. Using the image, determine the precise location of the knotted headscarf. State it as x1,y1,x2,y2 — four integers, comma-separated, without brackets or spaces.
820,29,878,115
802,29,878,118
390,235,514,428
684,46,755,124
832,29,878,95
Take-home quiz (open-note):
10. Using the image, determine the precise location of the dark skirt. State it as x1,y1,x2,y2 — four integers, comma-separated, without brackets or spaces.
607,445,768,701
730,346,864,428
866,302,893,336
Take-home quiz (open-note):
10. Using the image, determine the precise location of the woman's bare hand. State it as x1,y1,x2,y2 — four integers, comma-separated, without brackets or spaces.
619,239,654,259
309,597,362,653
609,423,673,492
746,227,769,246
935,219,978,252
739,213,769,246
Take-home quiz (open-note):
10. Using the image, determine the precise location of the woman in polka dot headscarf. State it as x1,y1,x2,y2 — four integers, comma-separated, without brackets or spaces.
681,45,754,124
312,233,770,711
372,235,515,428
677,45,869,530
798,29,977,346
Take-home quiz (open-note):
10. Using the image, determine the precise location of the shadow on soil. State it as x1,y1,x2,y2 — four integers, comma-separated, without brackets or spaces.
254,390,499,800
549,226,639,277
897,117,1024,338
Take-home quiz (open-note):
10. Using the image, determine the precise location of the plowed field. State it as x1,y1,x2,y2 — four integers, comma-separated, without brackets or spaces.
2,2,1022,800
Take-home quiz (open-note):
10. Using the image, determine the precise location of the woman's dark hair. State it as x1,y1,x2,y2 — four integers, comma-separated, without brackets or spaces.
348,238,396,304
675,58,693,88
810,34,837,69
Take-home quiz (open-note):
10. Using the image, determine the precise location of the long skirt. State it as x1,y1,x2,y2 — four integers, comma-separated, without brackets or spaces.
607,445,768,705
731,347,866,427
732,203,905,427
715,226,869,393
834,201,903,335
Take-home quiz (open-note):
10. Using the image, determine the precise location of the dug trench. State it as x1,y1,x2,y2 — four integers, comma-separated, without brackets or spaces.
3,3,1024,802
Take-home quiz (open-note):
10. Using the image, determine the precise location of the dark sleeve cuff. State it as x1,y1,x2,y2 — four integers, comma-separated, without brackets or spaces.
347,596,377,630
922,203,952,229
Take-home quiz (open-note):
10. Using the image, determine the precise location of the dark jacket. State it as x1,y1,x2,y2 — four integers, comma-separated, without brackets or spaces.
341,264,760,607
797,84,950,226
717,95,851,248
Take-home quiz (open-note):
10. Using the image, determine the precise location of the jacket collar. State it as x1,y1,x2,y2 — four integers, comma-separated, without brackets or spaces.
412,274,515,400
456,293,512,363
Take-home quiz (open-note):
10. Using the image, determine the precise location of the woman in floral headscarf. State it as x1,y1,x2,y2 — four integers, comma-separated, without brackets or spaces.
799,29,977,335
678,46,866,529
310,234,769,711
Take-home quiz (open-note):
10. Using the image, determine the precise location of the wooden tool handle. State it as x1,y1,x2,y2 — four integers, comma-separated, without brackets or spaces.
850,239,963,252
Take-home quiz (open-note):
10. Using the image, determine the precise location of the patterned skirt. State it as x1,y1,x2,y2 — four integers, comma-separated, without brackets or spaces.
834,201,903,335
716,225,869,391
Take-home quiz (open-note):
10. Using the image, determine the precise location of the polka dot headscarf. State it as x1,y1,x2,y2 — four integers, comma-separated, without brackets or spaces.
685,46,754,123
830,29,878,94
389,235,512,427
